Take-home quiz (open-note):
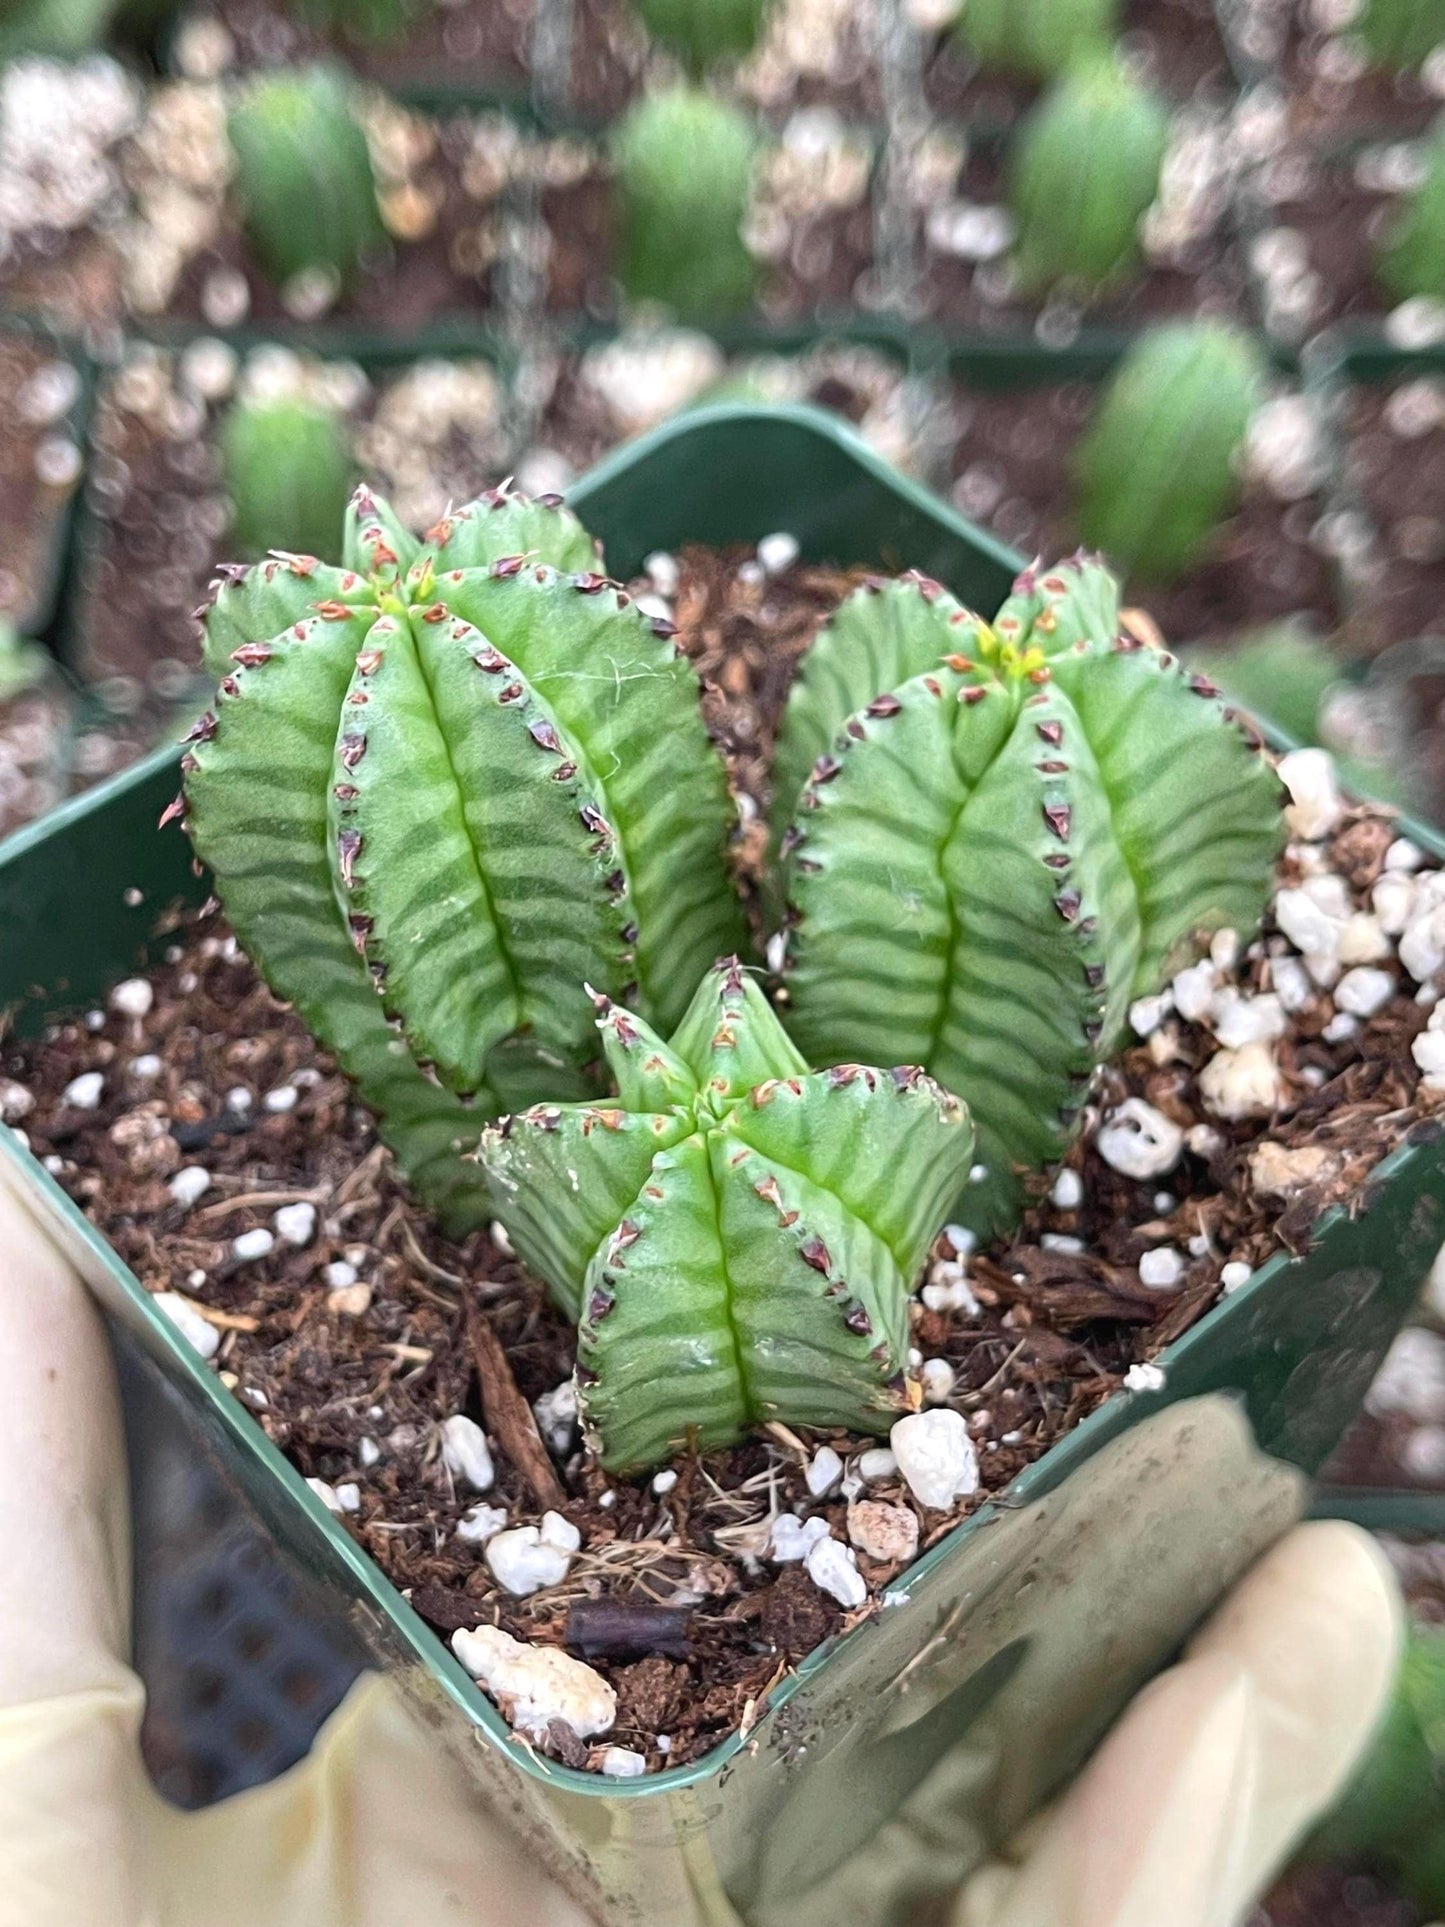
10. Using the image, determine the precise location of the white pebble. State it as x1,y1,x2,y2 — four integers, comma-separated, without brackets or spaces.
1041,1232,1085,1254
358,1436,381,1467
109,977,153,1019
643,550,680,596
441,1415,494,1492
599,1746,648,1779
1199,1042,1282,1119
920,1358,956,1403
129,1054,163,1080
890,1409,980,1510
1129,992,1172,1039
921,1261,980,1316
770,1512,831,1561
231,1227,274,1262
456,1503,508,1545
1338,914,1392,966
1416,1028,1445,1084
224,1086,253,1114
1186,1123,1225,1158
451,1625,615,1739
847,1499,919,1564
1338,968,1396,1024
1209,990,1286,1049
1096,1098,1184,1180
1367,1326,1445,1422
533,1380,579,1456
153,1290,219,1359
0,1080,34,1122
1271,955,1314,1011
1402,1426,1445,1483
806,1445,844,1496
651,1468,678,1495
1220,1260,1253,1293
1386,837,1425,871
1322,1011,1359,1043
1209,927,1240,970
486,1526,572,1594
805,1534,868,1608
168,1165,210,1207
1171,960,1217,1022
943,1223,978,1258
1402,906,1445,984
1373,872,1417,935
334,1482,361,1514
1278,747,1342,840
757,531,800,575
62,1071,104,1110
307,1477,346,1514
858,1447,897,1483
1138,1246,1184,1289
490,1220,514,1255
1050,1167,1083,1210
264,1084,298,1113
323,1260,358,1290
84,1010,105,1032
540,1510,581,1554
1123,1362,1166,1394
1274,886,1344,960
273,1201,316,1247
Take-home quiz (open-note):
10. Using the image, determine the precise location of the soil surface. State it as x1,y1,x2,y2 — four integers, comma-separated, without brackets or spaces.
944,379,1341,643
1251,143,1408,338
0,680,71,844
1343,377,1445,654
4,538,1441,1776
0,337,84,634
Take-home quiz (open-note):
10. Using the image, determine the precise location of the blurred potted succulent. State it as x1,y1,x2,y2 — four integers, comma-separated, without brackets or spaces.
611,86,759,316
3,408,1445,1925
953,0,1118,79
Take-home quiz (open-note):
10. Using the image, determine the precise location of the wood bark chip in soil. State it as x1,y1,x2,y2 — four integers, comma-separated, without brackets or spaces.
5,546,1444,1774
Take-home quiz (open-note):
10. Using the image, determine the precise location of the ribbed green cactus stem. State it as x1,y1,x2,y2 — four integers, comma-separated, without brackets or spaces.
954,0,1118,79
177,482,742,1232
773,555,1283,1235
1008,57,1170,296
1358,0,1445,72
228,66,386,291
612,87,758,317
627,0,772,73
0,0,118,57
1379,117,1445,304
220,392,354,564
295,0,416,44
481,959,974,1471
1072,320,1269,584
0,620,49,703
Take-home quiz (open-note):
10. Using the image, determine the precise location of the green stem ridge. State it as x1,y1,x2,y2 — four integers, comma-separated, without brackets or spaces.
480,962,975,1471
775,555,1283,1234
180,483,739,1228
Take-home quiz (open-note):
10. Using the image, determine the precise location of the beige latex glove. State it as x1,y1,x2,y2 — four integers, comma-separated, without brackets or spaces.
0,1179,1404,1927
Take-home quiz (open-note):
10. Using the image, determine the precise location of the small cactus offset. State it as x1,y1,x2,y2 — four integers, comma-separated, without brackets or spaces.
228,67,386,292
612,88,758,317
1379,119,1445,305
1008,58,1170,296
220,392,354,564
295,0,418,44
627,0,772,73
773,556,1283,1234
954,0,1118,79
1072,320,1269,583
179,482,741,1231
480,960,974,1471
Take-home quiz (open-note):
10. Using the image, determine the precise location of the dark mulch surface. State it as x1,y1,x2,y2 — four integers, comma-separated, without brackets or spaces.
1259,1864,1426,1927
0,337,82,632
1343,378,1445,653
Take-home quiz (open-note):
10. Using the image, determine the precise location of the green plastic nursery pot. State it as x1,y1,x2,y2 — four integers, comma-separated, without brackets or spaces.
3,404,1445,1926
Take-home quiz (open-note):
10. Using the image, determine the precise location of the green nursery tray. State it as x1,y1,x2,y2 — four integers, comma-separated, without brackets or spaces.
2,403,1444,1927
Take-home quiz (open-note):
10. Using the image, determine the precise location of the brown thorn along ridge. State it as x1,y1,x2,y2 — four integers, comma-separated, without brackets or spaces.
464,1298,567,1511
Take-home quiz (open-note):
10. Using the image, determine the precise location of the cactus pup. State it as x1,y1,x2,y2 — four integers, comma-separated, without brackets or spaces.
1008,58,1170,296
220,392,354,564
612,88,758,317
481,960,974,1470
773,556,1283,1234
955,0,1118,79
627,0,772,73
1378,118,1445,305
1072,320,1269,583
178,483,741,1230
228,66,386,293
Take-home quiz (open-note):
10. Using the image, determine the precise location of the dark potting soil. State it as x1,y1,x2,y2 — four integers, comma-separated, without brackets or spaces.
0,680,72,844
0,337,83,634
1253,145,1406,337
945,380,1341,643
1272,11,1443,146
4,544,1440,1775
922,0,1235,130
1259,1864,1426,1927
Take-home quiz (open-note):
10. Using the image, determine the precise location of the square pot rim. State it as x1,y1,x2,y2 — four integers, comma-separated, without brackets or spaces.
1,398,1440,1803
